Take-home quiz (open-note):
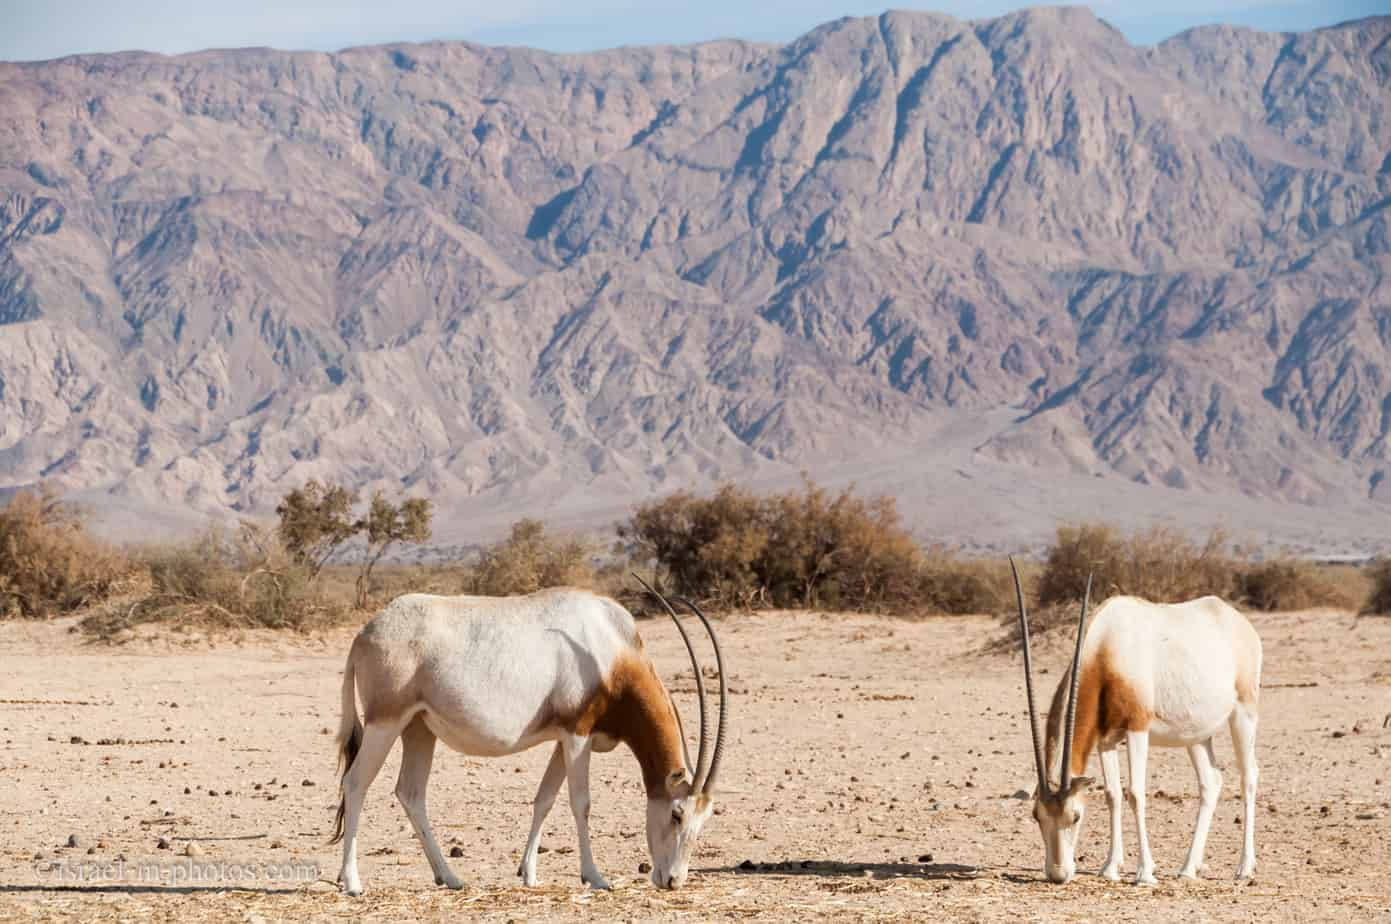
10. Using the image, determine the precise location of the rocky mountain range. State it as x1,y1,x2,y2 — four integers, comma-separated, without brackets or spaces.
1,7,1389,554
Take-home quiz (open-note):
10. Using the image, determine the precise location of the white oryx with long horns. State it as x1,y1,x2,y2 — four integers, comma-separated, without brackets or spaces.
329,577,727,895
1011,560,1262,885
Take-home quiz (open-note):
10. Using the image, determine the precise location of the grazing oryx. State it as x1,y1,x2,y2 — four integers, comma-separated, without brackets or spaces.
329,577,727,895
1011,560,1262,885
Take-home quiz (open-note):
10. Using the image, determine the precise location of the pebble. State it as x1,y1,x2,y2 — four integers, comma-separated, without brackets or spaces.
301,779,315,787
450,846,465,858
738,859,756,871
185,842,205,857
65,834,80,848
157,837,171,850
918,853,933,863
638,861,652,874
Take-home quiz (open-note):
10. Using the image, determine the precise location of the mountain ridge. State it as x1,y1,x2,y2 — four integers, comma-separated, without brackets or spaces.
1,7,1389,553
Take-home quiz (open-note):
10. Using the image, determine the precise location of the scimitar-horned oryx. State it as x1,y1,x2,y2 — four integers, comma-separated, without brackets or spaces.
329,577,727,895
1011,560,1261,885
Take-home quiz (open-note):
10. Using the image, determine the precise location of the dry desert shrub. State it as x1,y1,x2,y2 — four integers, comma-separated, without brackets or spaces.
1238,559,1359,612
0,485,127,618
464,518,596,597
619,479,1002,615
1363,558,1391,616
917,549,1013,616
1037,522,1241,607
995,523,1362,650
80,523,343,639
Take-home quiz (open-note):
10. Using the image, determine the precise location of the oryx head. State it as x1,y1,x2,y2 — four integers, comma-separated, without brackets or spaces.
1011,559,1094,884
635,577,728,890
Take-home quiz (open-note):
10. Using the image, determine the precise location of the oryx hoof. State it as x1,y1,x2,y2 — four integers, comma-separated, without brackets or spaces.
581,872,612,891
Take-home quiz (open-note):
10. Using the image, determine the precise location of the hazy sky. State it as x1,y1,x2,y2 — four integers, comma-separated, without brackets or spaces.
2,0,1384,62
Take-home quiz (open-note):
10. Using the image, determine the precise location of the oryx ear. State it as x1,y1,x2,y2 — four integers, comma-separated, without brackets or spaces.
1067,776,1095,797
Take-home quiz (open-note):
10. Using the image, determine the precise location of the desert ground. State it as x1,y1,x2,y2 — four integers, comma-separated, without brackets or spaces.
1,606,1388,922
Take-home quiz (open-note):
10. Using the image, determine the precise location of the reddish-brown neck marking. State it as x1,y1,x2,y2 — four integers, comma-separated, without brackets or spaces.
569,652,688,797
1046,649,1152,781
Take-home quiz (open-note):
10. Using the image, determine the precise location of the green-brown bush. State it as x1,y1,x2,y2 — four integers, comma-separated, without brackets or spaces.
0,485,126,618
1363,558,1391,616
464,518,595,597
619,480,1003,615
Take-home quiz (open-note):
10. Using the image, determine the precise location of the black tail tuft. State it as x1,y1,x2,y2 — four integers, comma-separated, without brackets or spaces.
328,720,363,845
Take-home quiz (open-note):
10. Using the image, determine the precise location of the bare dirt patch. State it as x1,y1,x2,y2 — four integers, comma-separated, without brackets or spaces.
2,608,1388,921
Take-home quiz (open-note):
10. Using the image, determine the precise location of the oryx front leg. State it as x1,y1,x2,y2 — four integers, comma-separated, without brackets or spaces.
518,744,567,886
1126,730,1157,885
396,716,462,890
1178,739,1221,880
561,735,610,890
1097,744,1124,881
337,722,400,896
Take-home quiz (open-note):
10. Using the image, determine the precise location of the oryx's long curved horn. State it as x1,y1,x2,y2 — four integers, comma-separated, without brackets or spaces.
1060,573,1092,791
672,595,726,795
633,573,706,782
1011,557,1048,796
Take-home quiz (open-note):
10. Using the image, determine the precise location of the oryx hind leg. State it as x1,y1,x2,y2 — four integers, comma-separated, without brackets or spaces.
1178,738,1222,880
396,714,463,889
1230,703,1259,880
337,720,403,896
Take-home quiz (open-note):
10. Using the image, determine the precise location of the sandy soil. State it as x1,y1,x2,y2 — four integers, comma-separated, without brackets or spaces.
1,606,1388,922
